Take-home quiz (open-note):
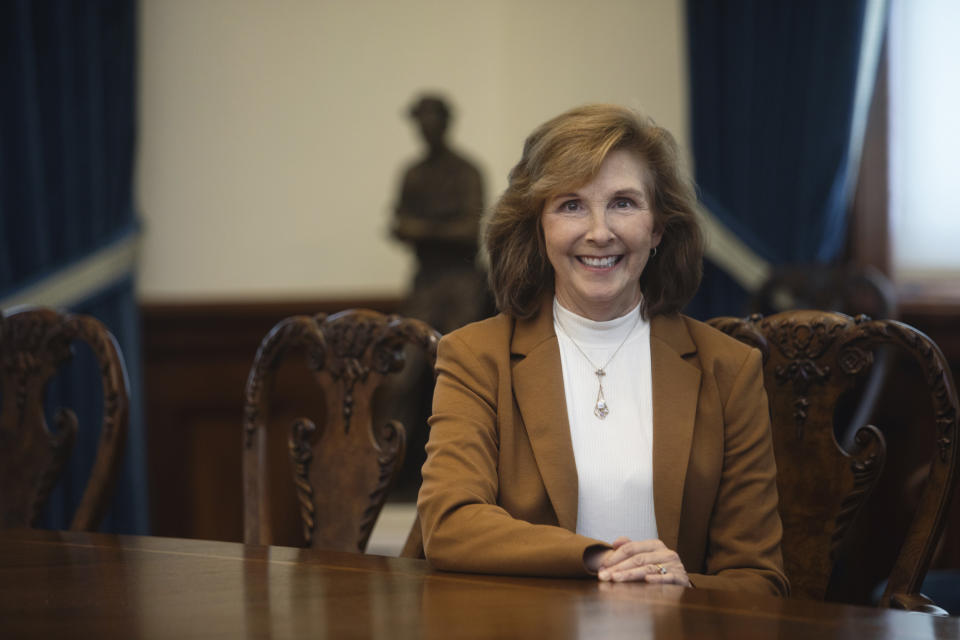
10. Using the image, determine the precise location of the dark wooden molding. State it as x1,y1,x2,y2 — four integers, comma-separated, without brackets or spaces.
141,296,403,542
141,297,402,356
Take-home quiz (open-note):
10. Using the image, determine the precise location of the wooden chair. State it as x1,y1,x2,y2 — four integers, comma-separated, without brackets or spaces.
242,309,440,552
709,310,959,614
0,307,129,531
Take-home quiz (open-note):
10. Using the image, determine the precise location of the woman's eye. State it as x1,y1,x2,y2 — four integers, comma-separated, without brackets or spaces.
560,200,581,212
612,198,635,209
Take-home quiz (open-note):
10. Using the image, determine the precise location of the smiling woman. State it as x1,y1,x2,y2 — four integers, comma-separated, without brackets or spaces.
415,104,789,596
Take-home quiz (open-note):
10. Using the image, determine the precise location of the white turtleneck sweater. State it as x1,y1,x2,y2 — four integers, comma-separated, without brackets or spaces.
553,297,659,544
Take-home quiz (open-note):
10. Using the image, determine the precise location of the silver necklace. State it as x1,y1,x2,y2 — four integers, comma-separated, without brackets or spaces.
555,311,640,419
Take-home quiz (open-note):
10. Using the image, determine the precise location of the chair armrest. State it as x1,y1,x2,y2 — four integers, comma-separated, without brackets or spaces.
888,592,950,616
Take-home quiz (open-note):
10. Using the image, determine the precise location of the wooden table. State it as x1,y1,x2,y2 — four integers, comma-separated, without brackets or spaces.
1,529,956,639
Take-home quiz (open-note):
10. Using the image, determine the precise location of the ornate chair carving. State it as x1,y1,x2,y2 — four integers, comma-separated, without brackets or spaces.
709,310,958,614
0,307,129,530
242,309,440,552
750,264,897,449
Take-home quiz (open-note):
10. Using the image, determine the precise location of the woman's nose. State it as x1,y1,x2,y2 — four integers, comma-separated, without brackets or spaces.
585,209,614,244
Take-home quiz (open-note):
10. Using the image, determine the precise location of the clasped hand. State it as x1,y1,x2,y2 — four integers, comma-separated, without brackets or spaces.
586,537,690,586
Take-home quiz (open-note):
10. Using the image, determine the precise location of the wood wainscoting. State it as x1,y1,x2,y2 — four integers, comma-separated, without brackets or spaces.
141,298,404,543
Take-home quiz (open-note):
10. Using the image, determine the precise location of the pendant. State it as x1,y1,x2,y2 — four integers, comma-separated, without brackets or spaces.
593,369,609,419
594,396,609,419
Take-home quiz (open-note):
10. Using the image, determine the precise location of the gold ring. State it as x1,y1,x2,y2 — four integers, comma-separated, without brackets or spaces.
656,564,667,575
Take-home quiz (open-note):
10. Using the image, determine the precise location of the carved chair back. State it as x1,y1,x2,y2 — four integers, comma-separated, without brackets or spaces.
0,307,129,530
751,264,897,450
243,309,440,552
708,310,958,613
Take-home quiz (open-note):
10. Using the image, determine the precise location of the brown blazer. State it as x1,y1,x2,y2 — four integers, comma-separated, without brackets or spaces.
418,298,788,596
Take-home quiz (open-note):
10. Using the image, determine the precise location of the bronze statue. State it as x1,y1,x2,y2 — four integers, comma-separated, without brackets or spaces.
388,95,490,499
392,94,488,333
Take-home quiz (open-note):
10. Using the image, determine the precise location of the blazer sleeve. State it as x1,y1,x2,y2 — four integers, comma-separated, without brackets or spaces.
686,347,790,596
417,332,608,577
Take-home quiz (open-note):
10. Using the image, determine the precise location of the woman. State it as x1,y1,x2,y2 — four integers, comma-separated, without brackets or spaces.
417,104,788,596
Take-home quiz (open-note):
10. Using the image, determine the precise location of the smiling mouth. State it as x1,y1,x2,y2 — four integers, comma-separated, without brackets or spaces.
578,256,621,268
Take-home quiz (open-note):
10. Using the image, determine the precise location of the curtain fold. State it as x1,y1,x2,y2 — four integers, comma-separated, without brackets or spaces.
685,0,879,318
1,0,146,534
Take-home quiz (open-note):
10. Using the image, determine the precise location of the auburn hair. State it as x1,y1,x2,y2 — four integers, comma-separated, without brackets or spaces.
484,104,704,319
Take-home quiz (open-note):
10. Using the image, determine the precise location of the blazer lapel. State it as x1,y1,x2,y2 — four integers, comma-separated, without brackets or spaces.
511,299,579,532
650,314,700,552
510,304,702,542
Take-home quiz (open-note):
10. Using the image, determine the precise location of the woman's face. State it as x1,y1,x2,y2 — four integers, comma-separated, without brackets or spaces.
541,148,662,321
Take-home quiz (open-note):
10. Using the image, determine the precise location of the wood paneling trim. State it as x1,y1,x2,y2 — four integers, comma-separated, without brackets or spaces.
141,297,402,541
142,297,402,355
899,286,960,365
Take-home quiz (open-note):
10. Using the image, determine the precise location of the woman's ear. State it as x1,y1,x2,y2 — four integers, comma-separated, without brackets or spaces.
651,227,664,249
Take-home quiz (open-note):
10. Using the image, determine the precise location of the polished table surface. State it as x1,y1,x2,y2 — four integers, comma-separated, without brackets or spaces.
0,529,957,639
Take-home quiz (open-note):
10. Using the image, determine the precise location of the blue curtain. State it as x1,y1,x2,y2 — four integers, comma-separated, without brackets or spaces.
684,0,874,319
1,0,147,534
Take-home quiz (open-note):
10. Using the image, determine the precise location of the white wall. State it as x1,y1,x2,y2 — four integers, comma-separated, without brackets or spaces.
136,0,689,301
